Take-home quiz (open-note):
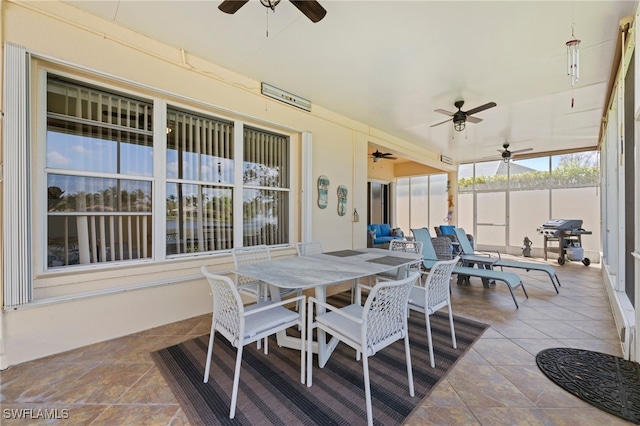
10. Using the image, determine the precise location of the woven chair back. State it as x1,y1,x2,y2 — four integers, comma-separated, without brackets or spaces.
363,271,420,355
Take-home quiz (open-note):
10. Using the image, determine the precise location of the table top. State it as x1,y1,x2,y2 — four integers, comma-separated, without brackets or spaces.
235,248,421,289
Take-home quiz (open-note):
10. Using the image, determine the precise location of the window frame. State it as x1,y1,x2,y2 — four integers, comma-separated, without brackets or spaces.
33,65,296,277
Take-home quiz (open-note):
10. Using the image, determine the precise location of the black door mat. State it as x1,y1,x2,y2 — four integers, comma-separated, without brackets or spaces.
536,347,640,424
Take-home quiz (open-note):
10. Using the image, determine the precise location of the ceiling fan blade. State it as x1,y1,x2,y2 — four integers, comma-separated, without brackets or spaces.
466,116,483,124
465,101,497,116
430,118,452,127
434,109,455,116
290,0,327,22
384,156,397,160
510,148,534,155
218,0,250,14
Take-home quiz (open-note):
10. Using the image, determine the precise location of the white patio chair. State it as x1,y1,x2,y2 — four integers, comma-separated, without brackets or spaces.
408,256,459,368
232,245,271,302
232,245,302,306
296,240,324,256
201,266,306,419
307,271,419,426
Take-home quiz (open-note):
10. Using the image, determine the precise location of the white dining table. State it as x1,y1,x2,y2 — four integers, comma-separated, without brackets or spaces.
234,247,421,367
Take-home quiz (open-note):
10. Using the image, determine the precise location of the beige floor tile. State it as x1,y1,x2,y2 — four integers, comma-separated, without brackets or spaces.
555,338,623,356
2,258,629,426
519,319,599,339
446,364,534,407
115,367,179,405
421,380,467,407
472,339,538,366
510,338,564,356
407,406,481,425
455,348,491,366
91,404,181,426
541,407,633,425
494,365,591,408
488,321,553,339
468,407,556,425
167,408,191,426
45,363,153,404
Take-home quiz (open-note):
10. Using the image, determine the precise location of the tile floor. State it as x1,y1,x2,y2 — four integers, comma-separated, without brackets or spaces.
0,255,632,425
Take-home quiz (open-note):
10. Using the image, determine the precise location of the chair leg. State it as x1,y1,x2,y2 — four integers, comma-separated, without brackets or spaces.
425,313,435,368
447,302,457,349
404,334,415,397
362,355,374,426
229,344,244,419
203,323,216,383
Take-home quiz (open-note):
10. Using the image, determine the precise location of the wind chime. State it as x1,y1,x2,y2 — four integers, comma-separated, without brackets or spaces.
566,24,581,108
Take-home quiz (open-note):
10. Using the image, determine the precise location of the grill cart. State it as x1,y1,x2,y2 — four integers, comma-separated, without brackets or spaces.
537,219,592,266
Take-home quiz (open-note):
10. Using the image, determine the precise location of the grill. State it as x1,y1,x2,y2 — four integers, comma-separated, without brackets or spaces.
536,219,592,265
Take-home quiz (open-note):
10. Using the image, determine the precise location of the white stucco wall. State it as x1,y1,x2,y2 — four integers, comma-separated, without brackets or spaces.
0,1,444,367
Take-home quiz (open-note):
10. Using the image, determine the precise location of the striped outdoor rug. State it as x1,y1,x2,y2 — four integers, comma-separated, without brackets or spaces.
152,292,488,425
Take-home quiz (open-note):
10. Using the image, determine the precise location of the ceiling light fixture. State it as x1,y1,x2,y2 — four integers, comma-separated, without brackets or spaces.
260,0,281,11
453,110,466,132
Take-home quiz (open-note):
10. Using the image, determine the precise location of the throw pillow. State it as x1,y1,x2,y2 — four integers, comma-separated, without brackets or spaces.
391,228,404,237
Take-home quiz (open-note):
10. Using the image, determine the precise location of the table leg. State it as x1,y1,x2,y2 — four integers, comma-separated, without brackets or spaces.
314,285,339,368
270,285,320,353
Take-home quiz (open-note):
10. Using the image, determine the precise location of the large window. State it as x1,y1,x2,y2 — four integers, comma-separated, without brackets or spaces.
43,74,291,271
46,76,153,268
242,127,290,246
396,174,448,234
458,151,600,252
166,109,234,255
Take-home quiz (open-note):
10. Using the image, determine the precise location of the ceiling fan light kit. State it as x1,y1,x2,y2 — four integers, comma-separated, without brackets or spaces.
260,0,281,11
218,0,327,23
370,150,397,162
432,100,497,132
498,143,533,163
453,119,465,132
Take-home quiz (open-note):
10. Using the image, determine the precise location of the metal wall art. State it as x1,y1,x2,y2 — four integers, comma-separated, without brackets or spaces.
317,175,329,209
337,185,348,216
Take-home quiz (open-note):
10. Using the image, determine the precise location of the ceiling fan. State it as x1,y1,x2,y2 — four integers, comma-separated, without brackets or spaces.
218,0,327,23
431,100,497,132
498,142,533,162
370,150,397,162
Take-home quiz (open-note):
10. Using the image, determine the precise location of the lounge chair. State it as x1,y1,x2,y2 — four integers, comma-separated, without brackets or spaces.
411,228,528,308
453,227,561,293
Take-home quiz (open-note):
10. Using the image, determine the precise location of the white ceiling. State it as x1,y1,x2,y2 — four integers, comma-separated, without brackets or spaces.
63,0,637,163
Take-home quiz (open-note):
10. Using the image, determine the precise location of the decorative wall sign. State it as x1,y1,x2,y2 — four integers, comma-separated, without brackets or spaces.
317,175,329,209
337,185,348,216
